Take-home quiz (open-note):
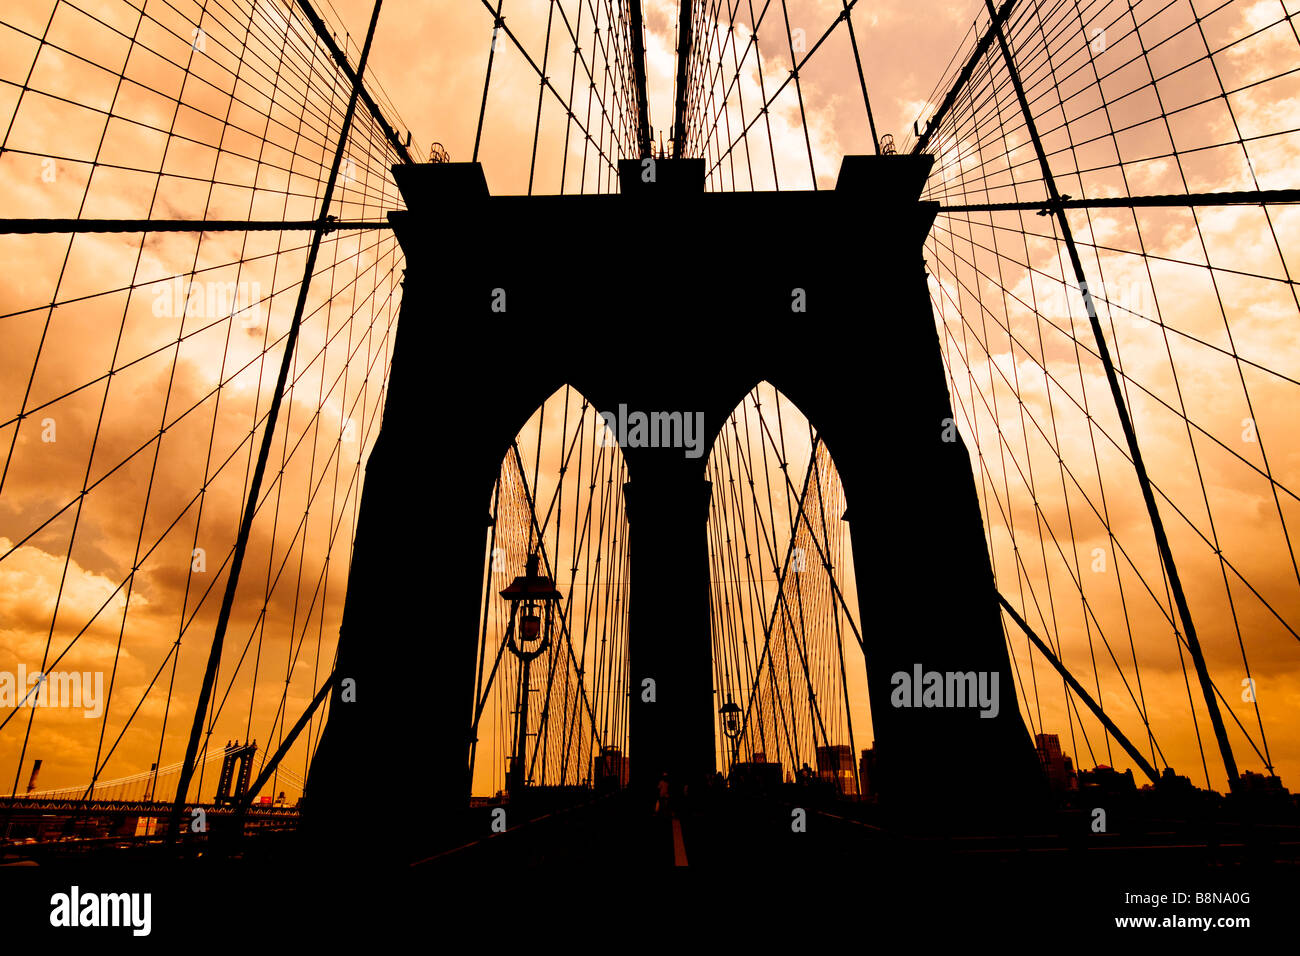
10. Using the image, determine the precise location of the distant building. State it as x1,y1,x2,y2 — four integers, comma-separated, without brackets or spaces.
816,744,858,796
593,746,629,790
1236,770,1291,810
1078,765,1136,793
1155,766,1194,791
1238,770,1287,794
1035,733,1077,792
859,745,879,800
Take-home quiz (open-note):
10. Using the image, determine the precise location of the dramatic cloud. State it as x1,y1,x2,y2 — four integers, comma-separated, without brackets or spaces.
0,0,1295,800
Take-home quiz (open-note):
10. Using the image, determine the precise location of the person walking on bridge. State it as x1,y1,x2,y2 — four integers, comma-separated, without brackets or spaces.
654,773,670,817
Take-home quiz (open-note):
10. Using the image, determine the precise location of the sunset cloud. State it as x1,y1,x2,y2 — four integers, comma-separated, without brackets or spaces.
0,0,1296,803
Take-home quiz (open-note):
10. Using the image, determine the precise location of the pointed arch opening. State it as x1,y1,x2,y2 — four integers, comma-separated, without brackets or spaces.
470,385,630,800
705,382,871,797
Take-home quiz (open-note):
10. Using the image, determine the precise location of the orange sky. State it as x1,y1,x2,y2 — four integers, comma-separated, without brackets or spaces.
0,0,1296,801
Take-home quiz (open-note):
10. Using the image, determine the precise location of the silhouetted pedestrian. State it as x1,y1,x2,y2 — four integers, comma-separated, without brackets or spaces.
655,773,670,817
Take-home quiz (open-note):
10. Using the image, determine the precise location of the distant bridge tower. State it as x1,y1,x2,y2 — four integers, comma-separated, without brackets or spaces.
214,742,256,807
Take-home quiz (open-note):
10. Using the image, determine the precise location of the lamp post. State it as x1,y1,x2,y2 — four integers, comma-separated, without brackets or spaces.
500,553,561,797
719,696,742,778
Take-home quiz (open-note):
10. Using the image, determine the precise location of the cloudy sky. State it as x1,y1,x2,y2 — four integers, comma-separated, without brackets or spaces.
0,0,1296,803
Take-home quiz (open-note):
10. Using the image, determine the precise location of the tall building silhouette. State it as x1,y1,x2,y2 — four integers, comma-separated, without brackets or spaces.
816,745,858,796
1035,734,1076,793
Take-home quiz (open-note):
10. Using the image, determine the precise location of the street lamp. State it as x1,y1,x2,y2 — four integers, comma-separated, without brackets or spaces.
719,696,743,777
500,553,561,797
